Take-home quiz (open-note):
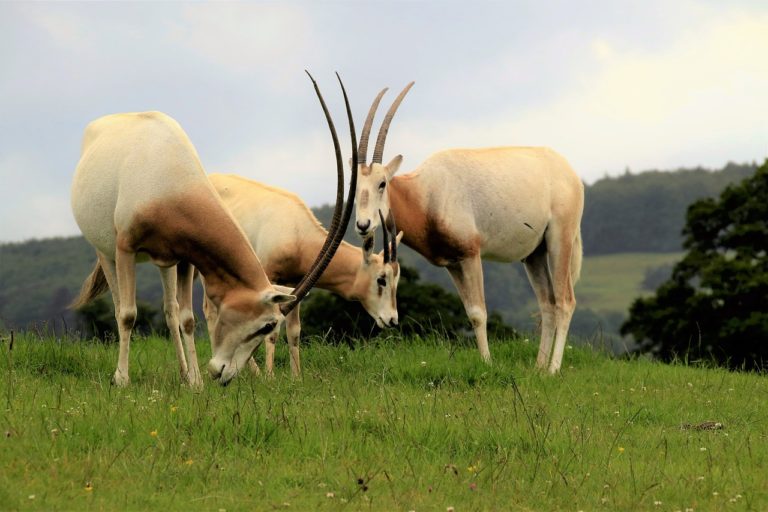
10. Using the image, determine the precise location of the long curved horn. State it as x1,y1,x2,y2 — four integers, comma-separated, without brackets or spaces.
371,81,414,164
281,71,358,315
358,87,388,166
379,210,390,263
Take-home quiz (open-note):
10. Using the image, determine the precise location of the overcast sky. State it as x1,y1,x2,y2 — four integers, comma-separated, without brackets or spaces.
1,1,766,243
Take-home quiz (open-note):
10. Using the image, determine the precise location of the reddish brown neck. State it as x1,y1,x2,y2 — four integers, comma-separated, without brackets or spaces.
388,175,431,257
296,231,361,300
126,184,272,306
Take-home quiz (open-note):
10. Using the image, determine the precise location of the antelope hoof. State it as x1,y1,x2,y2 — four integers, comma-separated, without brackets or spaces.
186,370,204,390
112,370,130,387
248,358,262,376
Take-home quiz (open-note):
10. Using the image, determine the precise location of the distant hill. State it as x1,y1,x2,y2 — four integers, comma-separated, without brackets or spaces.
583,162,755,254
0,161,759,344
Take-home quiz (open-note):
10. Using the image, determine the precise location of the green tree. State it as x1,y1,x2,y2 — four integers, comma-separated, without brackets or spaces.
621,161,768,370
76,297,167,340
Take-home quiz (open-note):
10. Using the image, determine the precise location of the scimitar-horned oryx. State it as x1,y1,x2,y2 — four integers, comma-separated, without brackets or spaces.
70,72,357,386
353,83,584,373
202,173,402,377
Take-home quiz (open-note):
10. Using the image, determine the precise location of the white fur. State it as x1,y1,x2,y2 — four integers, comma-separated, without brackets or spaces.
71,112,294,387
356,146,584,373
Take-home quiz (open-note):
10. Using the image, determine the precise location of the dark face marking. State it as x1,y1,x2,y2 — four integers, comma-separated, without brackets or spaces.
360,189,369,208
363,237,374,253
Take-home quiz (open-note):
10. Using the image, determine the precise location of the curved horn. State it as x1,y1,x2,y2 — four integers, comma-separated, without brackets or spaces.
371,81,414,164
281,71,358,315
358,87,388,166
379,210,390,263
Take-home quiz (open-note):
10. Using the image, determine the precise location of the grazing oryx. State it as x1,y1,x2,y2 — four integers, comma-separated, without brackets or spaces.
70,72,358,386
202,173,402,377
353,84,584,373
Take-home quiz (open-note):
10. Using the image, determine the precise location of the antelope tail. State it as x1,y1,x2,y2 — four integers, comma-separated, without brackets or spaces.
70,259,110,309
570,229,583,286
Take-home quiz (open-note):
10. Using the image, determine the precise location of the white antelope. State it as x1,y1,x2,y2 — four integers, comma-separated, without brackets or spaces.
353,84,584,373
70,73,358,386
202,172,402,377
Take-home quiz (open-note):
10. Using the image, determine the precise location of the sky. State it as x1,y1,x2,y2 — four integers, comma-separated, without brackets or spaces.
0,1,766,243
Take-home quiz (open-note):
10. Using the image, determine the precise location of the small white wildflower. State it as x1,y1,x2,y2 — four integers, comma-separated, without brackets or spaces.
420,361,427,366
28,495,35,500
700,447,707,451
654,501,662,506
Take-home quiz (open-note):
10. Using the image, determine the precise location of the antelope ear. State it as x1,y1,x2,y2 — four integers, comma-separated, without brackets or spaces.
362,234,375,264
261,289,296,305
395,230,404,246
384,155,402,179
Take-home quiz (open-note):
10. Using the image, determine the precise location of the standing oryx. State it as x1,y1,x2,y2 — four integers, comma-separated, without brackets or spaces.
70,72,358,386
353,84,584,373
202,173,402,377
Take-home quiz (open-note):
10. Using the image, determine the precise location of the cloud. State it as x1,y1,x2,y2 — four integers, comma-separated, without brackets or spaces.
214,128,353,207
0,153,79,241
169,3,318,89
385,10,768,180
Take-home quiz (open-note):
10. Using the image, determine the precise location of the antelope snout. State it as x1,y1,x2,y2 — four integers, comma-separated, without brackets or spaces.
382,315,399,328
207,360,224,380
356,219,371,235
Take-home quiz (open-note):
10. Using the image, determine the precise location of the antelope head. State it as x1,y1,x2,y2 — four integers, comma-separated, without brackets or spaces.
354,82,414,241
208,71,359,385
207,287,293,385
354,217,403,328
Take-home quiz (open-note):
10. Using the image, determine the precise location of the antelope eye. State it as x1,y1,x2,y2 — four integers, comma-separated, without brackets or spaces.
253,322,277,337
377,276,387,287
378,181,386,191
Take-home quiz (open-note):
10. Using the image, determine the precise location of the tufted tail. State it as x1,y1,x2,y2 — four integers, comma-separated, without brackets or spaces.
69,258,109,309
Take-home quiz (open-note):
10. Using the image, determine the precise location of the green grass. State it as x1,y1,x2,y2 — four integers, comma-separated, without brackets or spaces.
576,252,683,313
1,331,766,511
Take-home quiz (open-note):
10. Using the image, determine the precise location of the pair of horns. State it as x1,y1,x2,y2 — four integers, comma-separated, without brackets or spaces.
280,71,358,315
378,210,398,264
358,82,414,166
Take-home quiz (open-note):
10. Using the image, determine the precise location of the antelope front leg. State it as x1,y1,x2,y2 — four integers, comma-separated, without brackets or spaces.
265,332,277,378
113,249,137,386
447,255,491,363
158,266,190,383
286,303,302,377
177,262,203,388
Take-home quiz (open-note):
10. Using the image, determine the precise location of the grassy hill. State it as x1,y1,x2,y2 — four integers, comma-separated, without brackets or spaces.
576,252,682,313
1,332,766,510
